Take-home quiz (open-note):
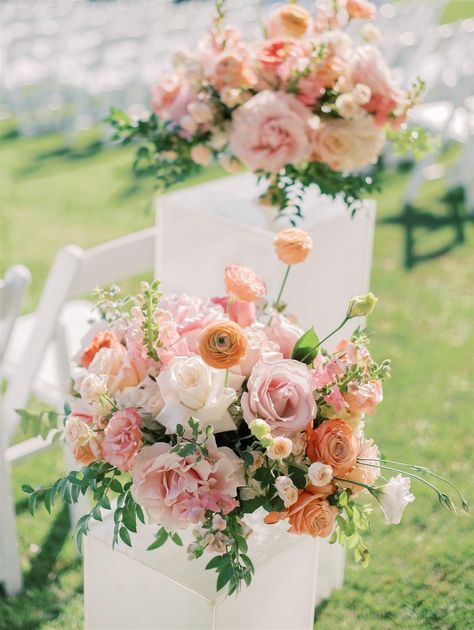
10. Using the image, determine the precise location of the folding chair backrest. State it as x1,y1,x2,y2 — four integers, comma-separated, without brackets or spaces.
2,228,156,443
0,265,31,365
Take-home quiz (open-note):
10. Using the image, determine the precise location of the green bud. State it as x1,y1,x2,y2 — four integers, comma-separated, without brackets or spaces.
347,292,378,318
259,435,274,448
249,419,271,440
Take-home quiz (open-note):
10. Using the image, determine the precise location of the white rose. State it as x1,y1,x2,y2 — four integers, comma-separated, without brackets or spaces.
79,373,108,403
65,416,93,446
290,431,307,461
352,83,372,105
190,144,213,166
379,475,415,525
335,93,363,120
157,356,236,433
275,476,299,507
88,347,123,377
312,116,385,172
266,436,293,461
308,462,334,487
116,377,164,417
188,101,214,124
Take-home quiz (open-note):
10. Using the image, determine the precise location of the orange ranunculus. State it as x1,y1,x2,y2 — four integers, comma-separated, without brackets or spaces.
80,330,123,368
274,228,312,265
306,419,359,476
198,320,248,369
267,4,312,39
224,264,267,303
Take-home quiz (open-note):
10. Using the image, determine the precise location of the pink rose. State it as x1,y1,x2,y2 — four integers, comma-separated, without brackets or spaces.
152,73,194,125
264,313,304,359
234,325,281,377
131,436,244,531
103,408,143,472
351,46,403,125
211,296,256,328
242,359,316,436
230,91,312,173
343,380,383,417
296,72,325,107
159,294,224,354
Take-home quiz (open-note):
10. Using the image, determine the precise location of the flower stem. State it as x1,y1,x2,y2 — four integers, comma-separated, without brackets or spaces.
333,476,380,496
267,265,291,325
300,316,349,363
224,369,230,388
357,461,447,499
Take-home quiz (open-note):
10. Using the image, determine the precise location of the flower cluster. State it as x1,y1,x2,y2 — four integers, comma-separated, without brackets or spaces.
109,0,428,217
22,229,467,595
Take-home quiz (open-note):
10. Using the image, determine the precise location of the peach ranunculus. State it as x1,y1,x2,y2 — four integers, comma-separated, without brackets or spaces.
229,91,312,173
351,45,404,125
80,330,123,369
266,4,312,39
131,436,244,531
306,419,359,476
198,320,248,369
264,312,304,359
241,358,316,436
102,408,143,472
224,264,267,303
212,52,256,92
159,294,224,353
343,380,383,417
341,437,380,493
312,116,385,172
346,0,376,20
274,228,313,265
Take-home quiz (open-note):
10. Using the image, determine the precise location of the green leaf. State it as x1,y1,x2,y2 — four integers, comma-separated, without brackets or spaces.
216,564,233,592
122,509,137,533
147,527,168,550
119,527,132,547
205,556,223,571
135,504,146,524
22,484,34,494
170,532,183,546
28,492,38,516
291,327,319,364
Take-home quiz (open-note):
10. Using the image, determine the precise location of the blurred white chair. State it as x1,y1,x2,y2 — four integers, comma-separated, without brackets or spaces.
0,228,156,596
0,265,31,597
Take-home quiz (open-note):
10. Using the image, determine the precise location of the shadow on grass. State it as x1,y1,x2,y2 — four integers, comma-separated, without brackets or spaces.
15,139,104,178
314,598,330,623
0,506,82,630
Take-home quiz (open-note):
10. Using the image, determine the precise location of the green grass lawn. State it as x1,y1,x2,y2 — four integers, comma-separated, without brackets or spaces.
1,117,473,630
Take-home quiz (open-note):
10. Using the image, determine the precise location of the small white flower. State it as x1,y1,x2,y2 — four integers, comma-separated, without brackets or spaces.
266,436,293,461
180,114,198,135
220,87,242,108
379,475,415,525
335,93,363,120
208,129,228,150
308,462,334,487
188,101,214,125
79,373,108,403
240,478,264,500
352,83,372,106
275,476,299,507
190,144,213,166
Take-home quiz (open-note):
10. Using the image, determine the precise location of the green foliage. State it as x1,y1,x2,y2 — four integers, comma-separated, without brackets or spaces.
291,326,319,364
330,491,372,568
387,126,435,160
16,408,64,441
138,279,162,361
92,284,134,322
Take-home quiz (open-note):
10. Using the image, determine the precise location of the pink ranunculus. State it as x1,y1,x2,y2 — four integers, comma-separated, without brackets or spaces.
346,0,376,20
211,296,256,328
257,38,307,86
152,73,195,125
351,45,403,125
102,408,143,472
159,294,224,354
131,436,244,531
343,380,383,417
241,358,316,436
229,90,312,173
264,312,304,359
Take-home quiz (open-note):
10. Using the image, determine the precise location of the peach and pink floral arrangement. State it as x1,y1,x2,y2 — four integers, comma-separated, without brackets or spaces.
109,0,429,218
22,229,467,595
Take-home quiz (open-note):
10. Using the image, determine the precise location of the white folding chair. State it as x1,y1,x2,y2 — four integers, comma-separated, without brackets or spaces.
1,228,156,596
0,265,31,597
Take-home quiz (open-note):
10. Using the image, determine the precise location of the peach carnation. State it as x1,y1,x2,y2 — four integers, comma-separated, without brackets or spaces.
224,264,267,302
80,330,123,369
274,228,313,265
198,320,248,369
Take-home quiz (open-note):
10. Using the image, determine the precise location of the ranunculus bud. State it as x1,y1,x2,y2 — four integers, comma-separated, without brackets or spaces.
274,228,313,265
249,419,271,440
346,292,378,318
198,320,248,369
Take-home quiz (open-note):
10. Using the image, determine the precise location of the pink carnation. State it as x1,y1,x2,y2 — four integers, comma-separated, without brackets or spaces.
131,437,244,531
242,358,316,436
229,91,312,173
103,408,143,472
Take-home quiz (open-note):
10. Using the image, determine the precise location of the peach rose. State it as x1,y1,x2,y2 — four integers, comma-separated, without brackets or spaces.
80,330,123,369
287,489,338,537
341,438,380,493
102,408,143,472
229,91,312,173
312,116,385,172
306,419,359,476
267,4,312,39
198,320,248,369
224,264,267,303
346,0,376,20
274,228,313,265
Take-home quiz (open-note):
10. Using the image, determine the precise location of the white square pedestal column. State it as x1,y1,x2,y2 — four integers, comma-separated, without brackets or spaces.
155,172,376,606
84,512,320,630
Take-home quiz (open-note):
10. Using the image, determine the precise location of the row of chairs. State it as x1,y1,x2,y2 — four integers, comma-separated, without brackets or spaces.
0,227,156,596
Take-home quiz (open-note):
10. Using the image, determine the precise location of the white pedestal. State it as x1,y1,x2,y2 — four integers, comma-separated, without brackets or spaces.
155,172,376,605
84,512,320,630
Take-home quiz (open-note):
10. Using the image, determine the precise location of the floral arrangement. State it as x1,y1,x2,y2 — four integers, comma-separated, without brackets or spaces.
109,0,429,218
21,229,467,596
